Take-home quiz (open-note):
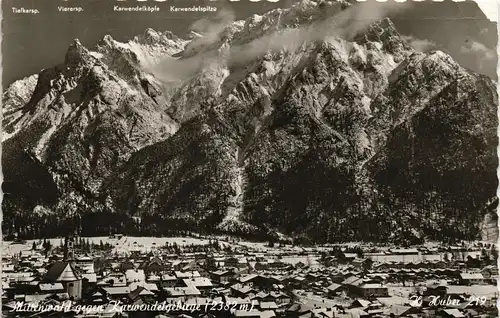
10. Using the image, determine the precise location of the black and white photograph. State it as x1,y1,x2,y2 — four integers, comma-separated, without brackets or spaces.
1,0,499,316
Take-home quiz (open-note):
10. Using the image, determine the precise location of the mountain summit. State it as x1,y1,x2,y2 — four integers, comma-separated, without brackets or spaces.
2,0,497,243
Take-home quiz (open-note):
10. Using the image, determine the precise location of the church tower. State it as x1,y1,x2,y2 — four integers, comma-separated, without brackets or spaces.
64,235,75,263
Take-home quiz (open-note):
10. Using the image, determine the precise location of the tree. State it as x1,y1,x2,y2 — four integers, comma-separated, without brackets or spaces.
43,240,52,256
268,236,277,248
356,247,364,258
205,256,217,270
306,255,312,267
32,241,37,250
481,248,488,259
491,246,498,262
172,242,180,254
481,249,490,265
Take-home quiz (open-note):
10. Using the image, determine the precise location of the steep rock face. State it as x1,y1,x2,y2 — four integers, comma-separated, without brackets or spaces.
2,0,497,243
368,71,498,242
2,33,182,237
103,111,241,235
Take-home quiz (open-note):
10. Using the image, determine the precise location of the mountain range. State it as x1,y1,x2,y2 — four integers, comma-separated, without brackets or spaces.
2,0,498,244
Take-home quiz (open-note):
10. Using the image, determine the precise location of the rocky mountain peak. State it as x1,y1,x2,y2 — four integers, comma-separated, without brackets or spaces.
353,18,412,62
64,39,93,66
2,0,497,243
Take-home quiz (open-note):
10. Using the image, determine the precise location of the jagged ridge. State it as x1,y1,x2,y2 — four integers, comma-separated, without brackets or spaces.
2,0,497,243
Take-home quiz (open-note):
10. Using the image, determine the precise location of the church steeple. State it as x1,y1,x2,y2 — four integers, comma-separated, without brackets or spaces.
64,214,81,263
64,235,76,263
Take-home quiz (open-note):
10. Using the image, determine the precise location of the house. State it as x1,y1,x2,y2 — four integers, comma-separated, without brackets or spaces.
171,260,183,271
338,253,357,264
330,272,345,284
197,265,210,278
267,260,287,270
102,286,131,299
129,282,159,293
366,273,389,284
310,307,338,318
269,291,290,305
285,304,312,317
437,309,466,318
252,275,279,290
465,256,481,268
386,305,421,317
459,273,487,285
101,272,127,287
43,262,82,300
175,271,200,280
120,260,136,272
255,262,268,271
360,283,389,298
181,260,205,273
424,284,448,297
238,257,249,268
146,274,160,283
321,256,338,267
259,301,279,311
234,310,275,318
91,291,106,304
252,292,275,302
231,284,256,298
38,282,65,294
226,257,239,268
389,249,419,256
163,286,201,302
128,285,155,302
75,256,95,274
305,273,321,282
240,274,259,287
462,309,479,317
211,270,232,284
81,273,97,285
182,277,213,295
290,276,307,289
337,308,370,318
23,294,51,304
125,269,146,283
341,276,364,296
161,275,177,288
327,283,343,297
374,263,392,271
3,263,15,273
349,299,371,309
141,257,164,274
295,261,307,269
351,258,373,270
481,265,498,279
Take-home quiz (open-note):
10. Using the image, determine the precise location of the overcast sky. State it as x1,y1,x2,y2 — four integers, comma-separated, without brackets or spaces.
474,0,498,22
2,0,497,88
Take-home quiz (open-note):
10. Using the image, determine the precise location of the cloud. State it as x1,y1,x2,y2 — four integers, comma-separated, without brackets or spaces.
227,0,414,63
400,35,436,52
145,9,235,83
187,9,236,50
460,40,496,60
460,40,496,70
150,1,414,83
